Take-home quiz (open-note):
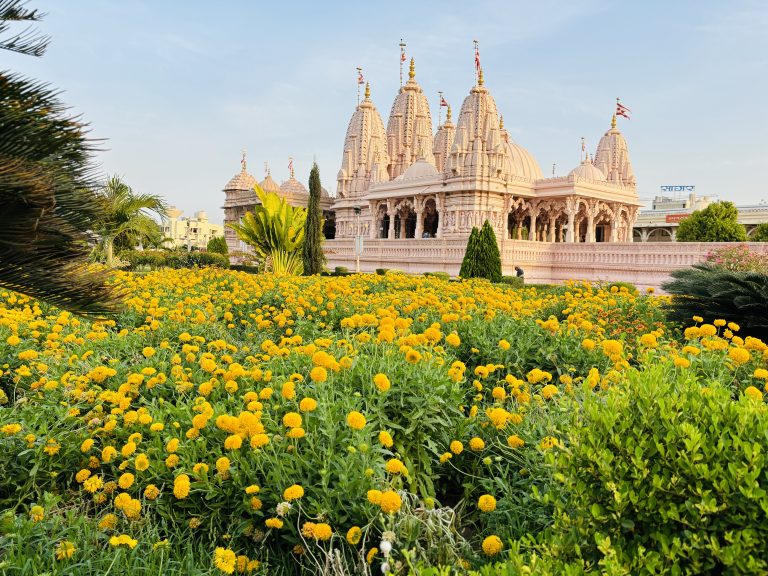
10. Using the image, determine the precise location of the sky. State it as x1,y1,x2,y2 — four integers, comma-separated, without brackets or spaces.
4,0,768,224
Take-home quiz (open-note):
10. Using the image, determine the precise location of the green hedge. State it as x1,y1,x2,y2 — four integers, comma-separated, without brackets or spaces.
122,250,229,270
500,276,524,288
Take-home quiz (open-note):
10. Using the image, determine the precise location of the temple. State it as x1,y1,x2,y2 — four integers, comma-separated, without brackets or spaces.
332,58,640,247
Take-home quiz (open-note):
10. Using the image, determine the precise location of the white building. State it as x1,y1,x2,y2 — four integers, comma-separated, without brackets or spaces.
162,208,224,250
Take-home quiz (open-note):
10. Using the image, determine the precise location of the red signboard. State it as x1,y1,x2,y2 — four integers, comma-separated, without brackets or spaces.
665,213,690,223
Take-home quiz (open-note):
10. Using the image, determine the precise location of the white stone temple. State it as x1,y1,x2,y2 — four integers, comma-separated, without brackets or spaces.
332,59,640,245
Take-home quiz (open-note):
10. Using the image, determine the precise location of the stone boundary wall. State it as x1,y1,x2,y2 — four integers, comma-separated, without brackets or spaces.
324,239,768,290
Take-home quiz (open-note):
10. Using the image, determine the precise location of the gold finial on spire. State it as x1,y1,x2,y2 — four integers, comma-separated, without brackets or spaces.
611,114,617,129
478,68,484,86
241,150,247,171
264,161,269,177
499,115,504,130
409,57,415,80
446,105,452,122
365,81,370,100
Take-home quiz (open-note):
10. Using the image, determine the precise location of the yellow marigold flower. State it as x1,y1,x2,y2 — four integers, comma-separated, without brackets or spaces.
121,441,137,458
144,484,160,500
83,475,103,493
385,458,407,475
281,381,295,400
699,324,717,337
367,489,382,505
301,521,317,538
482,535,503,557
507,435,525,448
109,534,138,549
540,436,559,450
224,434,243,450
135,454,150,471
216,457,230,474
673,356,691,368
44,438,60,456
439,452,452,463
446,333,461,347
283,412,302,428
245,484,260,495
80,438,94,452
173,474,191,499
55,540,76,560
265,518,283,529
142,346,156,358
165,454,180,468
299,397,318,412
714,319,726,327
492,386,507,401
118,473,135,489
728,347,751,366
498,339,510,350
214,547,237,574
449,440,463,455
405,349,422,364
193,462,209,475
310,366,328,383
346,526,362,545
463,436,484,452
379,490,402,514
287,427,305,439
346,411,366,430
98,513,118,531
379,431,394,448
541,384,559,400
682,345,701,356
600,340,622,357
250,433,269,448
745,386,763,401
30,505,44,522
526,368,552,384
487,407,511,429
366,547,378,564
581,338,595,351
639,333,658,348
373,373,391,392
250,496,263,510
166,438,180,453
754,368,768,380
312,522,332,541
1,423,22,435
692,315,703,323
478,494,497,512
6,334,20,346
728,322,740,332
75,468,92,483
283,484,304,501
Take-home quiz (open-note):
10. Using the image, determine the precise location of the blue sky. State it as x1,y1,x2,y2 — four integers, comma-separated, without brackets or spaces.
5,0,767,223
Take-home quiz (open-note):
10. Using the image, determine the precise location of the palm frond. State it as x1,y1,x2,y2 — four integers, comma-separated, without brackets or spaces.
0,0,49,56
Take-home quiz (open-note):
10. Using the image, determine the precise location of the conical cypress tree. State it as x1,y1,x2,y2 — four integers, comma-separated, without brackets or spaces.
479,220,502,282
302,163,324,275
459,227,479,279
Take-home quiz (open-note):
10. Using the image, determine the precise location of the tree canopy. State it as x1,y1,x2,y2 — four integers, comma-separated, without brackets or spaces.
676,201,747,242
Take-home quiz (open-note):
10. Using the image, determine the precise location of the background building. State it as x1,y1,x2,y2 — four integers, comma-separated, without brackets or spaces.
633,192,768,241
163,208,224,250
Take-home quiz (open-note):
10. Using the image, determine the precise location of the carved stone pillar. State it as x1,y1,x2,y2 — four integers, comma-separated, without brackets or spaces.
399,214,406,239
528,210,538,241
387,211,395,239
435,195,444,239
586,215,595,243
415,211,423,239
548,216,557,242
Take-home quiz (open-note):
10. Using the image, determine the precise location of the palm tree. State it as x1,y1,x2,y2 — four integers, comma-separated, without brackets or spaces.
94,176,167,266
0,1,119,315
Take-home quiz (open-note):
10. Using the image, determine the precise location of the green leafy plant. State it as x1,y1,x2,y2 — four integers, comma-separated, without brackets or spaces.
206,235,228,254
676,201,747,242
228,185,307,275
459,227,480,279
750,223,768,242
662,264,768,340
302,162,325,275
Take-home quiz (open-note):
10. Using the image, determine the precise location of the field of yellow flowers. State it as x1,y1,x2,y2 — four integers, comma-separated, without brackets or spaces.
1,269,767,575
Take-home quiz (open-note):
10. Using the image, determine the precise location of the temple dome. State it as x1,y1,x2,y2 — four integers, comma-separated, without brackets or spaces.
433,106,455,173
445,70,507,179
569,158,606,181
594,115,636,187
398,157,439,181
224,166,257,191
259,174,281,193
280,176,309,196
337,83,390,198
386,58,436,179
501,122,542,181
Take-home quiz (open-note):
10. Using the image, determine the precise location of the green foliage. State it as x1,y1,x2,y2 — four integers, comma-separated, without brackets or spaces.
751,223,768,242
704,244,768,273
302,163,325,275
662,264,768,340
376,268,390,275
676,201,747,242
541,367,768,574
0,8,118,315
500,276,524,288
424,272,451,280
122,249,229,270
206,235,228,254
334,266,350,275
459,227,480,279
229,185,307,275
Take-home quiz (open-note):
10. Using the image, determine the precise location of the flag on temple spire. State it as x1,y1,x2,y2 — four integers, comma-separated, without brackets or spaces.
616,98,631,119
357,68,364,85
440,95,449,107
474,40,480,72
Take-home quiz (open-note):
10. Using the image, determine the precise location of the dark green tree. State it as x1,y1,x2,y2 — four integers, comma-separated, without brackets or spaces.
459,226,479,279
477,220,502,282
676,201,747,242
207,235,228,254
750,223,768,242
0,1,119,315
302,162,324,275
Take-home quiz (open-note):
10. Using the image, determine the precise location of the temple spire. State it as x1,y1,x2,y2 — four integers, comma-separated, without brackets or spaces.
478,68,484,86
446,104,452,122
499,115,504,130
409,57,415,81
365,81,370,100
241,150,247,171
611,114,617,129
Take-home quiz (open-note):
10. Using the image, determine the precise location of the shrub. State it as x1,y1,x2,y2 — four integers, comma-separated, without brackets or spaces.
500,276,523,288
460,222,502,283
334,266,349,275
606,281,638,295
662,264,768,339
121,250,229,270
459,227,480,279
676,201,747,242
206,236,228,254
542,366,768,574
705,244,768,273
375,268,389,275
751,223,768,242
